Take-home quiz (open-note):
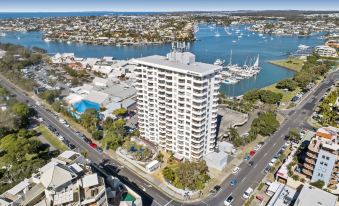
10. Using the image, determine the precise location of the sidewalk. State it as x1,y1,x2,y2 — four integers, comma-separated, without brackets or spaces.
104,149,189,201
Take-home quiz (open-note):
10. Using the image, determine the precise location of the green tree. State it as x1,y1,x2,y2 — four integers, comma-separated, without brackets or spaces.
259,90,283,104
251,112,279,136
80,109,99,133
92,130,103,140
276,79,297,91
310,180,325,189
163,166,175,182
286,128,300,141
39,90,61,104
113,107,128,116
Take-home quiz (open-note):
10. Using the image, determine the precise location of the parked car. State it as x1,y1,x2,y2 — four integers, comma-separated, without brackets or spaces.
224,195,234,206
58,135,64,141
243,154,250,161
232,167,240,174
90,143,97,149
210,185,221,195
83,136,92,144
229,179,237,187
248,161,254,167
68,143,76,150
243,187,253,199
249,150,256,157
96,147,103,153
264,165,271,173
254,144,262,151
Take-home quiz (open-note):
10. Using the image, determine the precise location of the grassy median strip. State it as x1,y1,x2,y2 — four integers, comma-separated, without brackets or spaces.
37,125,68,152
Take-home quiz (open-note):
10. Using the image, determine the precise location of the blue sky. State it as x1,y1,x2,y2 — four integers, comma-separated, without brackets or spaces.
1,0,338,12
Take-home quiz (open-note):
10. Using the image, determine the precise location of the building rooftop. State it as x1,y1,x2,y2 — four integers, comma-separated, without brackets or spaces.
295,185,337,206
82,173,99,188
134,51,221,76
267,183,297,206
40,164,75,189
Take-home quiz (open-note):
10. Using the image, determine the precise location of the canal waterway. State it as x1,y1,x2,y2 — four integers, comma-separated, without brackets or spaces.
0,21,324,96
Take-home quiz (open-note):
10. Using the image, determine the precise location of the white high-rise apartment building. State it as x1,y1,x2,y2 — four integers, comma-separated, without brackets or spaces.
133,50,221,160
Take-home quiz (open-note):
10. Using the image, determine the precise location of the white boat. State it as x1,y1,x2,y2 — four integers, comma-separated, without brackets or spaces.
0,32,6,37
258,33,264,37
44,38,51,42
221,70,232,78
232,40,237,43
224,77,239,84
215,32,220,37
214,59,225,66
67,41,71,44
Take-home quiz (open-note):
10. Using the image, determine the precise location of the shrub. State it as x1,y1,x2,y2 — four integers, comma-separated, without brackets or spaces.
310,180,325,189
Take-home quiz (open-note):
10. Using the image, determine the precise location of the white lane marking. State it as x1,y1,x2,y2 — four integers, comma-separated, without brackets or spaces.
152,200,162,206
273,142,277,146
200,200,209,205
164,200,173,206
253,164,258,169
264,152,268,157
241,177,247,183
155,194,169,203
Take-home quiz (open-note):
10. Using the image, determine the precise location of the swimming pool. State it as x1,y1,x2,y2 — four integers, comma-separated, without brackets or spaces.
72,99,100,113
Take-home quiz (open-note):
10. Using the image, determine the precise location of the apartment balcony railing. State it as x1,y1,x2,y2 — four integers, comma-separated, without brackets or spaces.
306,151,317,159
305,157,316,165
302,168,313,177
303,163,315,171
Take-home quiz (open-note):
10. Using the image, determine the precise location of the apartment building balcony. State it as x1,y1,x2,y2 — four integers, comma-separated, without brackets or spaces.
158,80,165,85
191,151,204,159
303,163,315,171
302,167,313,177
192,127,205,133
211,118,218,124
307,141,320,153
192,114,205,121
192,110,205,116
191,138,204,144
158,76,165,81
305,157,316,165
191,131,204,137
211,113,218,119
306,151,318,159
192,121,205,128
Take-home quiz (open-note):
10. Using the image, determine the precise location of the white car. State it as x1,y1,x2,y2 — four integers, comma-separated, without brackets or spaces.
58,135,64,141
224,195,234,206
232,166,240,174
243,187,253,199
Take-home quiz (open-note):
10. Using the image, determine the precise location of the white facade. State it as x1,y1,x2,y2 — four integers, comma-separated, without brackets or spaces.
134,51,221,160
315,45,338,58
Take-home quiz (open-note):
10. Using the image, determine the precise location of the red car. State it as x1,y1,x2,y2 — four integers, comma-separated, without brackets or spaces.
249,150,256,157
90,143,97,149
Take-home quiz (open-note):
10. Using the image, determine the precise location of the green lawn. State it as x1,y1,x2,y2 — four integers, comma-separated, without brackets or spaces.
36,125,68,152
264,83,301,103
269,57,305,72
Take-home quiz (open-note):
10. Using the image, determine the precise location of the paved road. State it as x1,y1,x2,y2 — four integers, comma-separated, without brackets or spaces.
0,69,338,206
0,75,172,206
201,70,339,206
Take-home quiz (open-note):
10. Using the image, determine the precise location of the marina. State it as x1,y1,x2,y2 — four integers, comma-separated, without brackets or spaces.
0,22,325,96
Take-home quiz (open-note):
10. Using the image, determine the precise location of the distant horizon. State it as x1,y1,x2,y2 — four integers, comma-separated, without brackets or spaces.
1,0,339,13
0,9,338,13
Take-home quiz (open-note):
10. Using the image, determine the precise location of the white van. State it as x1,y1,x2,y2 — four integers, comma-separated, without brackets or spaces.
243,187,253,199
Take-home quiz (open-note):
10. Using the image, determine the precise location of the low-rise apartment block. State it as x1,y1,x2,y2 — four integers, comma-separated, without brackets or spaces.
0,151,142,206
302,126,338,190
314,45,338,58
